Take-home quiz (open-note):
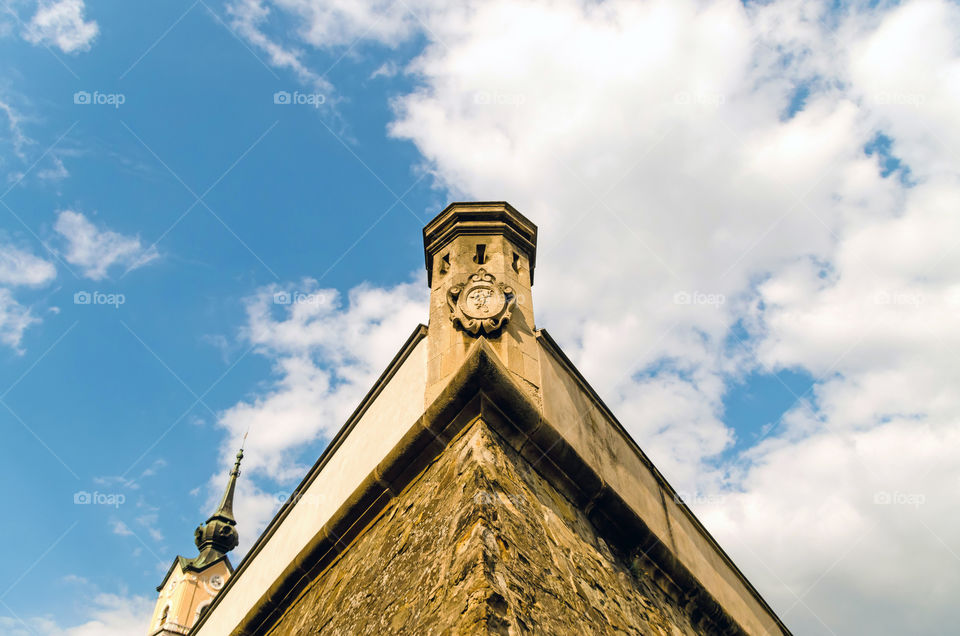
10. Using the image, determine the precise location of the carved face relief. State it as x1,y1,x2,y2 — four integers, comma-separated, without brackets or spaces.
448,268,515,336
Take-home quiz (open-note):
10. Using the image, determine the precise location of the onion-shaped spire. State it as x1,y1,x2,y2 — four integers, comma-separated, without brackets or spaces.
193,446,243,568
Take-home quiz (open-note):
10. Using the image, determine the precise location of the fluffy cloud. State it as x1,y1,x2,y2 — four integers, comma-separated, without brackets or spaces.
0,94,72,183
226,0,332,91
0,242,56,287
0,98,30,162
0,241,56,352
110,520,133,537
0,288,39,352
382,0,886,491
226,0,423,58
0,592,153,636
53,210,158,280
223,0,960,633
36,154,69,182
23,0,98,54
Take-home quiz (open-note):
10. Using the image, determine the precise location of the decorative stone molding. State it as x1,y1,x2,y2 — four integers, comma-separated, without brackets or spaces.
447,268,515,336
423,201,537,286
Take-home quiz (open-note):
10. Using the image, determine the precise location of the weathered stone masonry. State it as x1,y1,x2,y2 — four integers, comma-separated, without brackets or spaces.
268,420,701,636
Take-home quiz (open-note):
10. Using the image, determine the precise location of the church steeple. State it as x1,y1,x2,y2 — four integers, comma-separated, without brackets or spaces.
193,448,242,568
213,448,242,522
147,447,244,636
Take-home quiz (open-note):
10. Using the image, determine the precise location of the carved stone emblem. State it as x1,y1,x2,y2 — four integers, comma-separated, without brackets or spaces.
448,268,515,335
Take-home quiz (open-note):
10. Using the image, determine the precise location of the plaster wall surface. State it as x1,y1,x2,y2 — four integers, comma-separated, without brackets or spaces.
149,560,230,635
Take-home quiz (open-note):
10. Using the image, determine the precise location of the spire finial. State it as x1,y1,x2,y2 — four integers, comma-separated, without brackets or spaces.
232,430,247,476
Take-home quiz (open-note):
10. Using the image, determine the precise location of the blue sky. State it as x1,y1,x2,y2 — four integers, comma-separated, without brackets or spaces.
1,1,959,634
0,1,438,628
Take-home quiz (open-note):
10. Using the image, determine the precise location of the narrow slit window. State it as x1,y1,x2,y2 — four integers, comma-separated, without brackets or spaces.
474,244,486,264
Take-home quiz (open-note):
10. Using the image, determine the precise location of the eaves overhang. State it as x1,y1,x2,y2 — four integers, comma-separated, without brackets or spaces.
155,554,234,593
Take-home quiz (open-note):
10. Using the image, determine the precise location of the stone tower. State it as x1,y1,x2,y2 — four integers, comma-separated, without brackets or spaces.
147,449,243,635
190,202,790,635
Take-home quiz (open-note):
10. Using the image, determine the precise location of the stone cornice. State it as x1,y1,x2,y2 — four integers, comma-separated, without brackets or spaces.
423,201,538,286
535,329,791,635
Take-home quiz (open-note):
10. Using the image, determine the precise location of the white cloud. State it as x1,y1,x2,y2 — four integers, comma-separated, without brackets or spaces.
61,574,89,585
110,520,133,536
0,94,73,182
383,0,871,490
369,60,398,79
226,0,331,92
0,288,39,353
53,210,158,280
57,594,151,636
226,0,424,51
23,0,98,54
138,458,167,479
0,241,56,351
92,474,139,491
0,242,56,286
0,592,153,636
224,1,960,633
0,98,31,161
135,513,164,543
0,616,57,636
36,154,68,181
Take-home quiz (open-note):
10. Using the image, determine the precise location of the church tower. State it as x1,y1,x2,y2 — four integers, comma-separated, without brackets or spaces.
189,202,790,635
147,448,243,635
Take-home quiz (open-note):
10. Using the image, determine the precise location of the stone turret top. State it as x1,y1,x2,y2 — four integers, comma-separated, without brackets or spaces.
421,202,541,401
423,202,538,287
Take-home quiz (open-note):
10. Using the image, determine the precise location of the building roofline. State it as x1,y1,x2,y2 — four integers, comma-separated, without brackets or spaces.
155,554,234,593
